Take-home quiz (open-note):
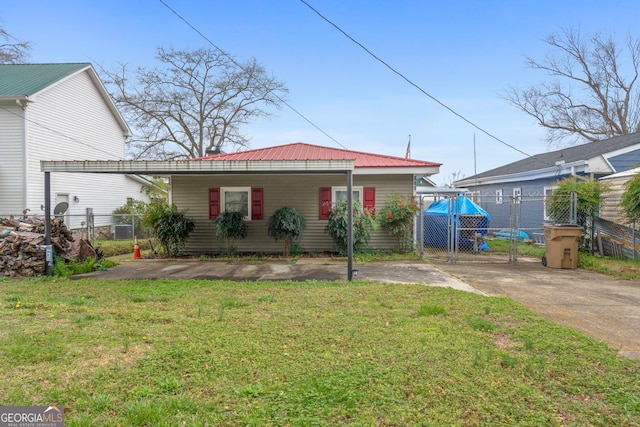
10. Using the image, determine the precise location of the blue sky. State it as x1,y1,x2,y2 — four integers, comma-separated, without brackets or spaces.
3,1,640,184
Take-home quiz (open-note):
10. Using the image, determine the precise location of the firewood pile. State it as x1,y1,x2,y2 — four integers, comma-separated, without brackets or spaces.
0,216,98,277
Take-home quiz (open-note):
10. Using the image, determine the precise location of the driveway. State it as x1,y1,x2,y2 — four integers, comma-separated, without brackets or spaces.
433,260,640,360
76,257,640,359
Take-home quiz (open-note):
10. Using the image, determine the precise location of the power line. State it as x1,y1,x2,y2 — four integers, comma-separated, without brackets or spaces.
299,0,534,159
158,0,348,150
0,105,124,159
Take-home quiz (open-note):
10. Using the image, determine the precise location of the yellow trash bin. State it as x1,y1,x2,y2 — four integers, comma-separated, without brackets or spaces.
543,224,582,269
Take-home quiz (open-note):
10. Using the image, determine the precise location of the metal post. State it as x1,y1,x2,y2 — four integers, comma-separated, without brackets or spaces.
418,196,424,258
510,196,519,263
347,170,354,281
634,221,637,261
44,172,52,276
447,197,456,262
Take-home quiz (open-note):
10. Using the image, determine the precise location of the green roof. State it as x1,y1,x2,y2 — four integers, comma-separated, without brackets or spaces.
0,63,91,97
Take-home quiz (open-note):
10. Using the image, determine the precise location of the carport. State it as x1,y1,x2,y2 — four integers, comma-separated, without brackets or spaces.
40,159,358,279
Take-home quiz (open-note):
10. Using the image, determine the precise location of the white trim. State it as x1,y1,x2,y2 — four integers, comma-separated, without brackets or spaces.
513,187,521,204
332,186,363,205
455,160,588,186
543,185,558,220
355,166,439,175
600,166,640,180
221,186,251,220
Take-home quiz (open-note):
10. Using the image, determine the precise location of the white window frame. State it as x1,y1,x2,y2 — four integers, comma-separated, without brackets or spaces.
543,185,558,220
221,187,251,220
332,186,363,205
466,191,480,203
513,187,522,204
496,189,503,204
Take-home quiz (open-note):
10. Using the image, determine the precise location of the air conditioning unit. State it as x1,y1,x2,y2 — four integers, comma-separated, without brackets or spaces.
111,224,133,240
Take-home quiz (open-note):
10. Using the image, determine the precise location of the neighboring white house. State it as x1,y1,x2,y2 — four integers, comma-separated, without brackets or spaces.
0,63,146,229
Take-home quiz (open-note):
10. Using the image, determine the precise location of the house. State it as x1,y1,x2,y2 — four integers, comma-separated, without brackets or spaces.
599,167,640,223
454,132,640,230
0,63,146,230
178,142,441,253
40,142,441,254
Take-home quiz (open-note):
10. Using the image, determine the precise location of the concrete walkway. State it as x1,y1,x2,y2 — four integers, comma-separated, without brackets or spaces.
77,258,483,294
75,257,640,359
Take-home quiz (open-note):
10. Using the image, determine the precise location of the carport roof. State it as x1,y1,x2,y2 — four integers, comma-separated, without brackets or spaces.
193,142,442,169
40,159,355,174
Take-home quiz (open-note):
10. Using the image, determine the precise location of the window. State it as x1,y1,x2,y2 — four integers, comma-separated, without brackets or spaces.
513,187,521,204
222,187,250,218
543,185,558,220
496,189,503,204
319,186,375,219
467,191,480,203
209,187,263,220
332,186,363,205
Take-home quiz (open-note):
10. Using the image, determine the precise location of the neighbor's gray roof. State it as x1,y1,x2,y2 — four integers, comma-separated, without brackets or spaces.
464,132,640,181
0,63,91,97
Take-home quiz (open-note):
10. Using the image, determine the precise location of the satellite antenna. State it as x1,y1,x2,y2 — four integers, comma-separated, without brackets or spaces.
53,202,69,219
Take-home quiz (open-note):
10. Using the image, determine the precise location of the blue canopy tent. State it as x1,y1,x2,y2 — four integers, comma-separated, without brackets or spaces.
423,196,491,250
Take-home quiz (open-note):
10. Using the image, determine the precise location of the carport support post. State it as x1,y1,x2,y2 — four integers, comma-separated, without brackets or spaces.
44,171,52,276
418,196,424,258
347,170,354,281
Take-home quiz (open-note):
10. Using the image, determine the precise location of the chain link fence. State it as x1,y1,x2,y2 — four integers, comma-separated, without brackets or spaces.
0,212,145,244
418,192,578,263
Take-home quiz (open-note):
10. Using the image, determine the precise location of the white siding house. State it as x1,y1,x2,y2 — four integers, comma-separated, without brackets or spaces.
0,63,145,228
599,167,640,224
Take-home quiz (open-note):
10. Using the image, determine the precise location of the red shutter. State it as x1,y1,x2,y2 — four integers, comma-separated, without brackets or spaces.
251,188,264,220
363,187,375,217
209,188,220,219
319,187,332,220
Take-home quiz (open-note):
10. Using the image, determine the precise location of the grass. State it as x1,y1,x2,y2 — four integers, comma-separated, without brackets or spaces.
1,278,639,426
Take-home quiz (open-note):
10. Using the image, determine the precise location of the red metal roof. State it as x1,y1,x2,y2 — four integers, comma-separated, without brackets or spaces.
191,142,441,168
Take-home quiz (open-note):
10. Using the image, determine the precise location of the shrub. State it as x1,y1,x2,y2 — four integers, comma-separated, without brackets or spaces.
142,202,195,257
379,194,418,253
325,199,376,255
267,207,306,256
214,211,247,253
545,177,609,231
619,173,640,224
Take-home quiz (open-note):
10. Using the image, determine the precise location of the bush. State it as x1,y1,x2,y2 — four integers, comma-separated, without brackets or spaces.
214,211,247,254
268,207,306,256
545,177,609,230
142,202,195,257
325,199,376,255
379,194,418,253
619,173,640,224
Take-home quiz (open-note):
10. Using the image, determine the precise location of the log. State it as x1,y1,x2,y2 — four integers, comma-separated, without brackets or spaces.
0,215,90,277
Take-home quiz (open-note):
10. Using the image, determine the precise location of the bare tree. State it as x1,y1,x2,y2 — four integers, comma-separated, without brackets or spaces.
101,47,288,159
504,28,640,146
445,170,465,187
0,27,31,63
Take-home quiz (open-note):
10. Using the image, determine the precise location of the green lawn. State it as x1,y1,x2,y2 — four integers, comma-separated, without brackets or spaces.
1,278,639,426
